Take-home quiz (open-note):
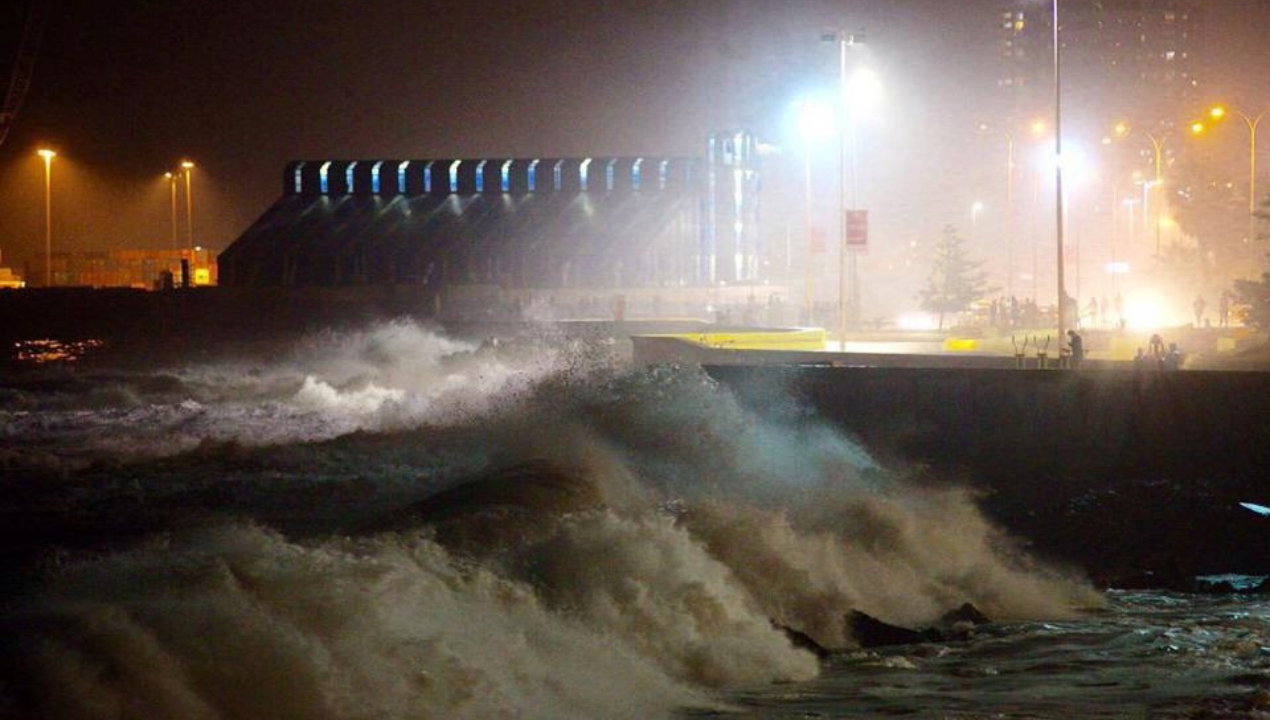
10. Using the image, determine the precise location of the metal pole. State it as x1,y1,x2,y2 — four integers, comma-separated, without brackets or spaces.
1248,113,1261,215
169,174,178,250
1150,133,1163,256
838,32,848,348
1006,131,1015,298
43,155,52,287
1053,0,1067,358
805,153,814,323
184,166,194,248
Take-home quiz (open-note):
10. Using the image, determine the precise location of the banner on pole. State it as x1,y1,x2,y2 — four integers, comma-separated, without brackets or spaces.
845,210,868,248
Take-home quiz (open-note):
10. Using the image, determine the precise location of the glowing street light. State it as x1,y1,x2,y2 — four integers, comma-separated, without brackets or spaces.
180,160,195,249
1200,105,1266,217
164,171,179,250
1112,121,1166,255
36,148,56,287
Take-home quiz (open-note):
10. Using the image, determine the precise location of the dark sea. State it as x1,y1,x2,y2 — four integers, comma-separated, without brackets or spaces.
1,320,1267,719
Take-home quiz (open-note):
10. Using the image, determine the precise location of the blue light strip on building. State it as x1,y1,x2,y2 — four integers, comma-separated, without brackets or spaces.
528,159,539,191
449,160,461,193
580,158,592,191
319,161,331,194
346,161,358,193
423,161,434,193
475,160,487,192
397,161,410,193
370,161,382,194
294,162,305,193
632,159,643,191
501,160,512,192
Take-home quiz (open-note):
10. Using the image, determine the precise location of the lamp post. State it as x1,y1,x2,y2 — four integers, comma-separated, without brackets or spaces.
37,148,56,287
823,29,869,345
1207,106,1265,216
1113,122,1166,256
164,171,178,250
1051,0,1068,356
180,160,195,249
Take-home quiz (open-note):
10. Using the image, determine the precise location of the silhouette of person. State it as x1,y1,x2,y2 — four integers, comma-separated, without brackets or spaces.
1066,329,1084,369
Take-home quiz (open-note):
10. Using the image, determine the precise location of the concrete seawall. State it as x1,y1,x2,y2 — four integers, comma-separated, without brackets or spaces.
706,365,1270,585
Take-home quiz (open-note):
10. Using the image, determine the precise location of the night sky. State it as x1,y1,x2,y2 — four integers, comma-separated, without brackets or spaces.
0,0,1266,276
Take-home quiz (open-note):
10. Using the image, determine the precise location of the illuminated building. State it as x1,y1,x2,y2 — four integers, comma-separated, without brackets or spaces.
41,248,216,289
219,135,765,299
995,0,1205,125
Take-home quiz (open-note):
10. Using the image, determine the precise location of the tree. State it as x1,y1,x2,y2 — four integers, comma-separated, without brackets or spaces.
919,225,997,330
1231,195,1270,328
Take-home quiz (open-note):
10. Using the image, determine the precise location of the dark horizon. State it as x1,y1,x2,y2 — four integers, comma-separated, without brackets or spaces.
0,0,1266,291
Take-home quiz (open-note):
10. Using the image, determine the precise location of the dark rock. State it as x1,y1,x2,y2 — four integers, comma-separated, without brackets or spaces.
771,620,831,660
939,602,990,628
846,610,939,647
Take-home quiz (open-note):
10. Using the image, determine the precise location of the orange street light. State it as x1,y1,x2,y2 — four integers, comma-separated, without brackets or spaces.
164,171,179,250
36,148,56,286
1110,122,1166,255
1201,105,1265,216
180,160,195,248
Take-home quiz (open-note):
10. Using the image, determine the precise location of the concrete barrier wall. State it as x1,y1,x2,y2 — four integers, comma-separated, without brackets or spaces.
705,365,1270,583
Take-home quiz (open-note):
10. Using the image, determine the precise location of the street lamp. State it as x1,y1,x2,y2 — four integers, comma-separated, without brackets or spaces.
180,160,195,249
1050,0,1069,356
822,29,871,344
37,148,56,287
1201,105,1265,218
1112,122,1166,255
164,171,178,250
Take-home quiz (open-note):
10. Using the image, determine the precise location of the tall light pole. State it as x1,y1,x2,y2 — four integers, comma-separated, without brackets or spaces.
822,29,874,343
1114,123,1165,255
37,148,56,287
1052,0,1068,355
1207,106,1265,216
181,160,195,249
164,171,178,250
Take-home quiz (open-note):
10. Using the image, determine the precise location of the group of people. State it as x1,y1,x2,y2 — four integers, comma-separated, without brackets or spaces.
1063,329,1185,370
1134,333,1184,371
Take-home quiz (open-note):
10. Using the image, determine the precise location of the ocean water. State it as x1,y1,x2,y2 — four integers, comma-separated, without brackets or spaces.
1,320,1266,719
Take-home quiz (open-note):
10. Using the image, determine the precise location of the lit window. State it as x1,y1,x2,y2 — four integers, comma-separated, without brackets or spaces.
501,160,512,192
528,159,539,191
397,161,410,193
605,159,616,191
345,161,358,193
423,161,434,192
553,160,564,190
475,160,487,192
659,160,670,190
632,158,643,190
319,161,331,194
294,162,304,193
449,160,461,192
580,158,592,191
371,161,383,194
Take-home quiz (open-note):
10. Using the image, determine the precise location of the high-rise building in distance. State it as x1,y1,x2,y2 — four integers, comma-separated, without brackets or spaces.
995,0,1206,129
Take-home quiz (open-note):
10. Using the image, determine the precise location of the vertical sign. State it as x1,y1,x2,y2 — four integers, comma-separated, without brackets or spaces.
845,210,868,248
